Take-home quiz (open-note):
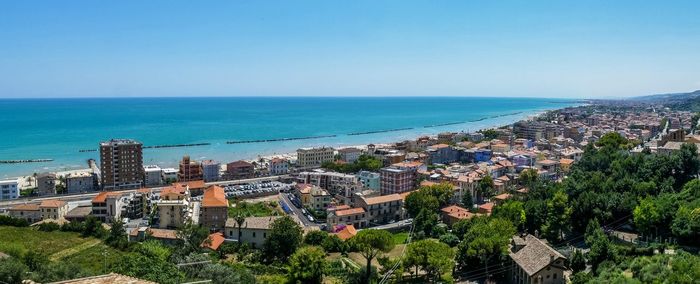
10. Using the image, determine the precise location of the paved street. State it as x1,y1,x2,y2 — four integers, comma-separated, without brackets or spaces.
278,192,318,228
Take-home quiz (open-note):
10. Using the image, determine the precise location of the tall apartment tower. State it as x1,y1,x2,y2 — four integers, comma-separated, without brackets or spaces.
100,139,144,190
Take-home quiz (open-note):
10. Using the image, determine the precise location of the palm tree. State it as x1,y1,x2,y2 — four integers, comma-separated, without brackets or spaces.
235,211,250,241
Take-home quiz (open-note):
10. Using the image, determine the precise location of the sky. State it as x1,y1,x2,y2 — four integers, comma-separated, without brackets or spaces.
0,1,699,99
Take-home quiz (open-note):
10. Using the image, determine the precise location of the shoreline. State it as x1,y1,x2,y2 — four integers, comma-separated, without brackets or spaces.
2,106,569,181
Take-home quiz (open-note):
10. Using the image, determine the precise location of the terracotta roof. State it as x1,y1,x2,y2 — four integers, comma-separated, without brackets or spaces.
335,224,357,240
538,159,559,165
227,160,253,168
478,202,494,212
431,144,451,149
494,193,512,201
92,191,122,203
174,180,206,190
9,204,40,211
202,185,228,207
363,194,403,205
510,234,566,276
399,190,416,201
332,205,351,211
420,180,438,187
392,161,423,168
161,184,188,196
39,200,67,208
335,207,365,217
441,205,475,220
147,228,179,240
202,232,226,251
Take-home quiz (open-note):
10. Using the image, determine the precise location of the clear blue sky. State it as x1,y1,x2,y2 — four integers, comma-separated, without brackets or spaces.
1,1,699,98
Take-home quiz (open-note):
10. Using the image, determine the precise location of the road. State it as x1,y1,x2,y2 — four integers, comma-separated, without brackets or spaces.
278,192,319,228
0,175,292,210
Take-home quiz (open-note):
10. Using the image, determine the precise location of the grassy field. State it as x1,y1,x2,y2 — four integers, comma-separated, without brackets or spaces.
0,226,126,275
0,226,95,256
392,232,410,245
228,201,281,218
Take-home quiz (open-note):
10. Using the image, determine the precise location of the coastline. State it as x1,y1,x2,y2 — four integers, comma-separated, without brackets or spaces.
2,105,569,181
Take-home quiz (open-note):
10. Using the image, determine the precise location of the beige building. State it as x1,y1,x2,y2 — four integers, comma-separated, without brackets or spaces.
225,216,281,249
327,207,367,229
157,184,193,229
36,173,57,196
296,147,335,168
7,204,42,223
294,183,331,210
355,194,404,224
509,234,568,284
39,200,69,220
200,185,229,231
91,191,125,223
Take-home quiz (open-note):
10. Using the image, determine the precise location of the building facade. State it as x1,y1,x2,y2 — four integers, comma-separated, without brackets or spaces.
200,186,229,231
39,200,69,220
36,173,57,196
357,171,380,191
0,179,20,200
224,216,281,249
65,172,96,193
379,162,425,195
178,155,203,182
226,160,254,180
143,165,163,187
100,139,144,190
296,147,335,168
268,158,289,175
202,160,221,182
157,184,193,229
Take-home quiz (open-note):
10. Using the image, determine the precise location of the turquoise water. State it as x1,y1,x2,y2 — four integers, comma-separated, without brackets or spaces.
0,97,578,178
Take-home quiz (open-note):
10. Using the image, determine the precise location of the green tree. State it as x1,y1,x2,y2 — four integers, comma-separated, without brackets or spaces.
106,219,128,249
478,175,495,201
414,208,439,238
322,234,348,253
264,216,303,262
569,249,586,273
0,258,28,284
542,190,571,241
351,229,395,284
438,233,460,247
633,197,661,236
519,168,539,186
492,200,527,230
81,216,106,238
304,230,330,246
457,218,515,277
672,205,700,242
176,221,210,255
585,219,613,272
405,239,456,283
288,246,327,284
461,192,473,209
404,191,439,218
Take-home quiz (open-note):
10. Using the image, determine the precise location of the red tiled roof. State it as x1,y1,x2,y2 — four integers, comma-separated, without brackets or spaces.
202,185,228,208
202,232,226,251
9,204,40,211
335,225,357,240
39,200,66,208
335,207,365,217
364,194,403,205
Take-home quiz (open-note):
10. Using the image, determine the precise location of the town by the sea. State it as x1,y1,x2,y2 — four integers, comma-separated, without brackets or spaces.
0,96,579,178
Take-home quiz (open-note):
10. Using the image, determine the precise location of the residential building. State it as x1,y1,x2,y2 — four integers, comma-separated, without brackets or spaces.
178,155,203,182
143,165,163,186
157,183,192,229
200,185,229,231
36,173,57,196
100,139,144,190
92,191,125,223
65,172,96,193
268,158,289,175
355,194,404,224
162,168,178,183
338,147,362,163
294,183,331,210
226,160,254,180
125,190,151,219
64,206,92,223
509,234,568,284
327,207,368,229
225,216,282,248
357,171,380,191
129,227,180,245
379,161,425,195
440,205,475,226
427,144,459,164
298,171,362,203
7,204,42,223
297,147,335,168
0,179,20,200
202,160,221,182
39,200,69,220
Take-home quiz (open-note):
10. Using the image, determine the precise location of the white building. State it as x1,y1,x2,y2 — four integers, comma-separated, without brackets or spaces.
144,165,163,187
225,216,282,249
162,168,178,183
65,172,95,193
202,160,221,182
338,147,362,163
269,158,289,175
297,147,335,168
0,179,20,200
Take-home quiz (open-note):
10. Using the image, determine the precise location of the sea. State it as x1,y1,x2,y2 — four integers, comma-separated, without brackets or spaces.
0,97,580,178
